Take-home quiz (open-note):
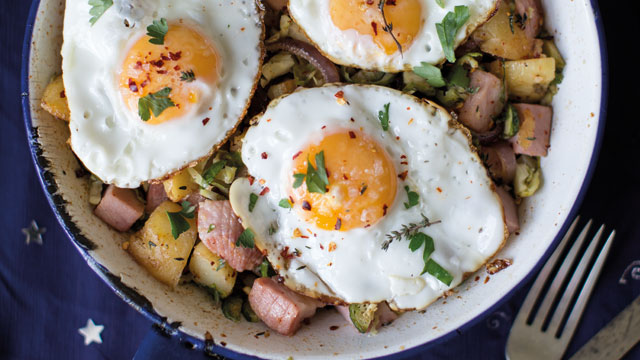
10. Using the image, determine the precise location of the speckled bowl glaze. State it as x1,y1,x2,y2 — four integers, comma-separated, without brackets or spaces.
22,1,607,359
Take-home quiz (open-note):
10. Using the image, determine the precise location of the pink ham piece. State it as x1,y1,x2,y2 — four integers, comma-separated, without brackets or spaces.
510,103,552,157
515,0,544,40
480,141,517,183
458,70,505,133
496,186,520,234
336,302,398,332
94,185,144,232
249,277,324,336
145,183,168,213
197,200,263,272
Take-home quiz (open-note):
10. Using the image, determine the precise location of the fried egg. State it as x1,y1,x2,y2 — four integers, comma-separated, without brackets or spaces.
229,84,507,310
288,0,498,72
62,0,264,188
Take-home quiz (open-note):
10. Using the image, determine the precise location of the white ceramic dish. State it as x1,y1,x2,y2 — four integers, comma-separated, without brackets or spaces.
21,1,607,359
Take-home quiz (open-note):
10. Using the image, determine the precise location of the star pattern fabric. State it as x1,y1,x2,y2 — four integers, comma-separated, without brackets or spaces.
78,319,104,346
22,220,45,245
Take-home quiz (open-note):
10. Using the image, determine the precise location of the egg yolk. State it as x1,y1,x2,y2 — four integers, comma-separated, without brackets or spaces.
119,24,219,124
329,0,423,55
290,130,397,231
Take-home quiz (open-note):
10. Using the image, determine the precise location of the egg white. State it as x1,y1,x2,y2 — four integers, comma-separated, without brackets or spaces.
62,0,264,188
288,0,499,72
229,84,507,310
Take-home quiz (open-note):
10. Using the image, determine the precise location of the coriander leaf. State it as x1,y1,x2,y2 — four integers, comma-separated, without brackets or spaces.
292,174,306,188
216,259,226,271
421,259,454,285
447,64,470,89
435,0,445,8
422,234,435,261
413,62,446,88
236,228,255,248
248,193,258,212
436,5,470,63
378,103,390,131
202,160,227,184
166,211,190,239
146,18,169,45
278,198,292,209
138,87,175,121
180,70,196,83
314,151,329,186
179,201,196,219
403,186,420,209
88,0,113,26
408,232,425,252
305,153,329,194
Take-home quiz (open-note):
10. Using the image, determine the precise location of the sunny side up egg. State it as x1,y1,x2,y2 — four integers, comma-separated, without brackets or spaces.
288,0,499,72
229,84,508,310
61,0,264,188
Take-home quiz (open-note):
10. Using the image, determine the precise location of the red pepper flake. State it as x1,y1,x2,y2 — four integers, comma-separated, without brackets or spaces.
400,161,408,165
169,51,182,60
398,171,408,180
156,70,167,74
350,117,355,122
321,125,327,130
484,276,490,284
334,218,342,230
486,258,513,275
280,246,295,260
382,204,388,216
330,326,339,331
59,90,66,98
128,78,138,93
150,59,164,67
174,65,181,71
334,90,349,105
202,117,210,126
302,201,312,211
135,61,142,69
371,21,378,35
366,0,374,4
386,0,396,5
289,195,295,204
328,241,337,252
160,54,170,61
335,91,344,98
140,79,149,88
248,176,255,185
261,152,268,159
260,187,270,196
342,174,349,180
319,244,324,250
348,131,356,139
292,151,302,160
396,136,400,140
436,187,442,193
241,27,246,31
400,155,407,159
475,276,480,281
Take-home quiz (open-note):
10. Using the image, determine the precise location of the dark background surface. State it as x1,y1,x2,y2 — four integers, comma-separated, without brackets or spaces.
1,1,639,359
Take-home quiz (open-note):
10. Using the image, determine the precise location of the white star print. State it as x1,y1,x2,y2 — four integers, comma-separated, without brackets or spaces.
78,319,104,346
22,220,46,245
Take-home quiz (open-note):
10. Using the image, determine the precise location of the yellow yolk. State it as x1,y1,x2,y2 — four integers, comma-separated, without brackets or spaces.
290,130,397,231
329,0,423,55
119,24,219,124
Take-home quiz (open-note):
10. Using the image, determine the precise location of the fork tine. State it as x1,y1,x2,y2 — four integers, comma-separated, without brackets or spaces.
514,217,580,325
557,230,615,351
547,225,605,335
531,220,593,329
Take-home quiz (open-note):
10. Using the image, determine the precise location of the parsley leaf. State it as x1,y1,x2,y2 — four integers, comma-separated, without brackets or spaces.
147,18,169,45
202,160,227,184
236,228,255,248
436,6,470,63
166,211,191,239
292,173,306,188
278,198,292,209
413,62,446,88
180,70,196,82
88,0,113,26
435,0,445,9
403,186,420,209
305,152,329,194
248,193,258,212
447,64,470,89
216,259,226,271
378,103,390,131
408,232,435,262
422,259,454,285
138,87,175,121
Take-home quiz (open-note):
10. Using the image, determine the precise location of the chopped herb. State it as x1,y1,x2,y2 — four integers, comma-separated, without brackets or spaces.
403,186,420,209
202,160,227,184
138,87,175,121
382,214,441,250
447,64,470,89
408,232,436,261
179,201,196,218
292,173,306,188
360,184,368,195
180,70,196,82
249,193,259,212
216,259,226,271
294,152,330,194
526,137,537,141
413,62,446,88
148,241,156,247
268,222,278,235
378,103,390,131
260,258,272,277
146,18,169,45
296,265,307,271
174,257,184,261
378,0,403,55
207,224,216,233
508,12,515,34
166,211,190,239
435,0,445,8
88,0,113,26
422,259,454,285
236,228,255,248
278,199,292,209
436,6,470,63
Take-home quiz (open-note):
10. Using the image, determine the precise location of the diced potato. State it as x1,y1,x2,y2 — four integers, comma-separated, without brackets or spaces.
471,3,535,60
260,52,296,87
189,242,237,298
267,79,297,100
40,74,70,121
128,201,197,287
163,169,199,202
487,58,556,103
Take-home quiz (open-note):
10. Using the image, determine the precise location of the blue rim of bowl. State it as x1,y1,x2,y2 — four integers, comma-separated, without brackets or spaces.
20,0,608,358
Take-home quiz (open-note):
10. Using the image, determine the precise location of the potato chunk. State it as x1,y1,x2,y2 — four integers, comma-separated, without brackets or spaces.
40,74,70,121
189,242,237,298
163,169,200,202
128,201,196,287
488,58,556,103
471,2,535,60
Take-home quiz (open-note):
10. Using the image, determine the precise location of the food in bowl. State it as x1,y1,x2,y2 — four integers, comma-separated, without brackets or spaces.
40,0,563,337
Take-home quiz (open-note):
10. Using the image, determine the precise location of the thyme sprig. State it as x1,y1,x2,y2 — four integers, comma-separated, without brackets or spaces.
378,0,403,56
382,214,441,250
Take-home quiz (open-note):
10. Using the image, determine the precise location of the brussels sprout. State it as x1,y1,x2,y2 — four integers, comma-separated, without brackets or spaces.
436,86,468,109
242,300,260,323
542,40,565,72
402,71,436,96
455,52,483,71
222,296,243,322
348,303,378,333
502,104,521,139
341,67,396,86
514,156,542,197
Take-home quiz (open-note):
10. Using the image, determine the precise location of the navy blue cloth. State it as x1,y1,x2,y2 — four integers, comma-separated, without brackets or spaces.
1,1,639,359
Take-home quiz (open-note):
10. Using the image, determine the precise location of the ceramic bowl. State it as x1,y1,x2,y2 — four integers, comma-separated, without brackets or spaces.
21,0,607,358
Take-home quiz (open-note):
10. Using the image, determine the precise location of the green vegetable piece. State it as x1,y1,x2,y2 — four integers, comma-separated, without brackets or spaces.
378,103,390,131
340,67,396,85
514,156,542,197
278,198,292,209
202,160,227,184
403,186,419,209
502,104,521,139
179,201,196,219
146,18,169,45
138,87,175,121
436,0,445,8
436,6,470,63
88,0,113,26
542,40,566,72
249,193,258,212
422,259,454,285
222,296,243,322
413,62,446,88
166,211,190,240
402,72,436,96
180,70,196,83
292,174,305,188
436,86,467,109
236,228,255,248
242,301,260,322
207,286,222,307
348,303,378,333
260,258,273,278
304,152,329,194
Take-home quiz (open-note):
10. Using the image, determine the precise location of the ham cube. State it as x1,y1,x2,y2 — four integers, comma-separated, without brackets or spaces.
145,183,168,213
496,186,520,234
458,70,505,133
510,103,552,156
94,185,144,232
